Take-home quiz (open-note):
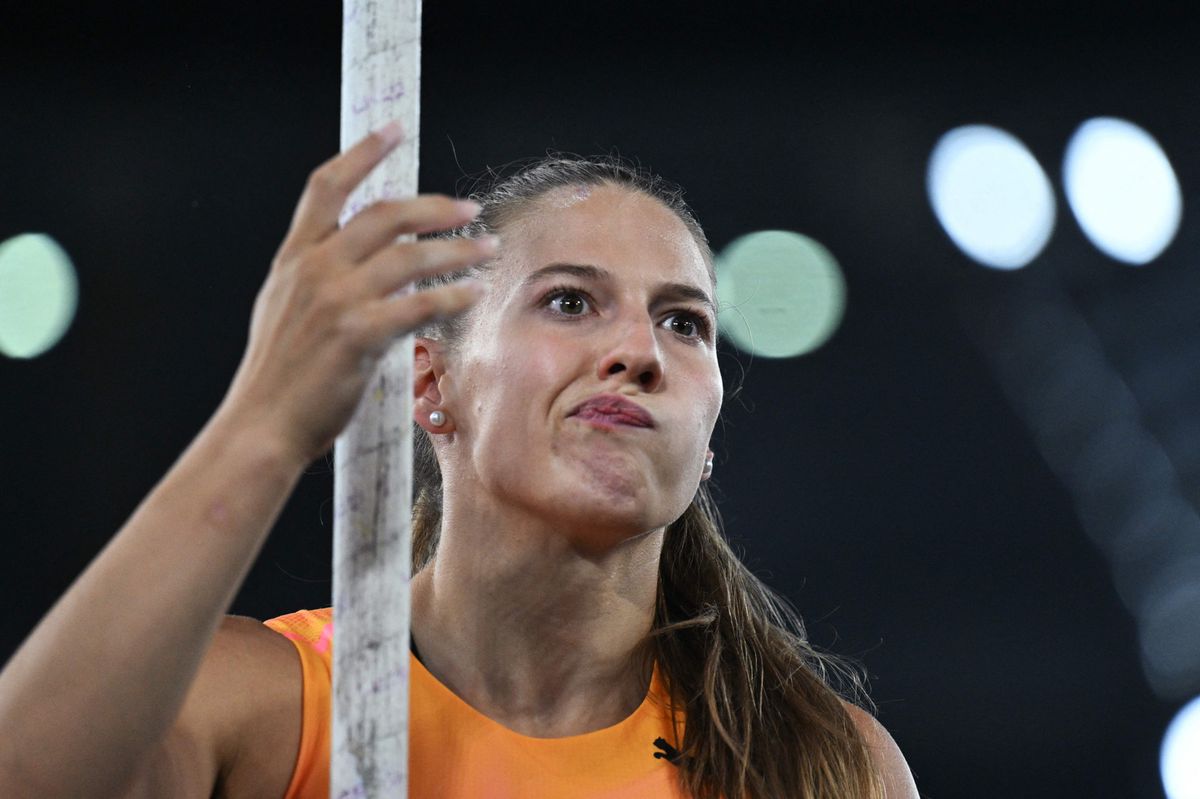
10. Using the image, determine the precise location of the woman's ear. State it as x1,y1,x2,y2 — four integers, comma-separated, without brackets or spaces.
414,337,454,434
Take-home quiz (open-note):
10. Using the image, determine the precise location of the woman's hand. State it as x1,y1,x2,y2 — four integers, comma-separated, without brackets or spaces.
220,123,493,464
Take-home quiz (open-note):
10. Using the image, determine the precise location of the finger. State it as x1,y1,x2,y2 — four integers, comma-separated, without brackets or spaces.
286,121,406,249
357,236,499,297
360,282,485,345
333,195,482,263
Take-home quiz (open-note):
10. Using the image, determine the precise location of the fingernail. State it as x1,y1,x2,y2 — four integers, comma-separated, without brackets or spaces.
478,234,500,253
377,120,404,147
455,199,482,218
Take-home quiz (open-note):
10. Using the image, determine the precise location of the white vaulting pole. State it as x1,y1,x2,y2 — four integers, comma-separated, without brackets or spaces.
333,1,421,798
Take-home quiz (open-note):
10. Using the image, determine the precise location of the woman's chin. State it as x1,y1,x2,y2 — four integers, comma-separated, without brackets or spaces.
519,485,655,551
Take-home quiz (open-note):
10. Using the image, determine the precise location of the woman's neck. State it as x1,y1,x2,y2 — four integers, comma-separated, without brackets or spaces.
409,504,663,738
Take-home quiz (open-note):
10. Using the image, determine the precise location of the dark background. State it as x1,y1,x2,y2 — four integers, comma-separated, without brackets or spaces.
3,3,1198,796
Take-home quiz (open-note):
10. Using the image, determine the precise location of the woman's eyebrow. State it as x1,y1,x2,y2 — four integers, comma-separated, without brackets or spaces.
657,283,716,317
524,262,715,314
523,262,606,285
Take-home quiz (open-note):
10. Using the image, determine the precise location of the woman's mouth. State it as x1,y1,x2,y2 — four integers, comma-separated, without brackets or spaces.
569,394,655,429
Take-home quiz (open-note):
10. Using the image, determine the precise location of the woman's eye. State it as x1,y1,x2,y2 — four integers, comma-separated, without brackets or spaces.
547,290,590,316
665,312,710,340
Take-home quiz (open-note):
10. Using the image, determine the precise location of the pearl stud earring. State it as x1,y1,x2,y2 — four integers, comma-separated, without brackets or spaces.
429,410,446,427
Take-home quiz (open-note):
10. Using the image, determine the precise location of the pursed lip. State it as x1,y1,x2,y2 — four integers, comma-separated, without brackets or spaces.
568,393,655,428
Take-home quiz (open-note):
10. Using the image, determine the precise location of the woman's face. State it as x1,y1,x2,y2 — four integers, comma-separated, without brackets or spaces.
438,184,723,552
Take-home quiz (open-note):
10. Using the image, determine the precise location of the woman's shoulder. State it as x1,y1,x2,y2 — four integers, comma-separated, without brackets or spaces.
113,615,297,798
178,614,303,799
841,700,920,799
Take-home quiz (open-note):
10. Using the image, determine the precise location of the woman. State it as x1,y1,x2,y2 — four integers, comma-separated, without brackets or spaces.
0,124,917,798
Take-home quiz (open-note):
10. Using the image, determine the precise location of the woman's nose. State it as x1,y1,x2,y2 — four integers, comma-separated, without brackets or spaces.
596,318,664,391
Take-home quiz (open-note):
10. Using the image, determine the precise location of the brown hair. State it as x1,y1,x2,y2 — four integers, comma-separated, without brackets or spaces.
412,155,883,799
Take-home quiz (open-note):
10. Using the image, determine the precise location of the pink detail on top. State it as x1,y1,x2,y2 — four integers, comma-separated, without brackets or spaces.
313,622,334,654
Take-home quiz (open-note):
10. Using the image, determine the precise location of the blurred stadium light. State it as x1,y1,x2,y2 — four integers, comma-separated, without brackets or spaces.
716,230,846,359
1064,118,1182,266
927,125,1056,270
1163,694,1200,799
0,233,78,359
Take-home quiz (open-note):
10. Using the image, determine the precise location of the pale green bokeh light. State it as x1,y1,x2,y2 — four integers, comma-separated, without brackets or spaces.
0,233,79,358
715,230,846,359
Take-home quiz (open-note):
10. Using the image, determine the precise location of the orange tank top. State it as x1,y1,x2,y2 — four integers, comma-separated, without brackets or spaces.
264,608,689,799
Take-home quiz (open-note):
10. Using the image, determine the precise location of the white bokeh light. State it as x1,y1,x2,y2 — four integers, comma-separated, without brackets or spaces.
1163,695,1200,799
927,125,1056,270
1064,117,1182,265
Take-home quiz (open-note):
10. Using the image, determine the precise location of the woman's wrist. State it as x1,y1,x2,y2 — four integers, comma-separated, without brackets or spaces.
204,398,316,481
